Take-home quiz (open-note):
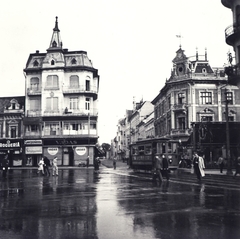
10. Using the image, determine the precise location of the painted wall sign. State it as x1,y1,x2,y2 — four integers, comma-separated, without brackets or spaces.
47,147,58,156
24,140,42,145
0,140,20,148
25,146,42,154
75,147,87,156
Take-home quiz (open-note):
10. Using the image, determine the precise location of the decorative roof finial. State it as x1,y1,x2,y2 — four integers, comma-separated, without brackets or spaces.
53,16,60,32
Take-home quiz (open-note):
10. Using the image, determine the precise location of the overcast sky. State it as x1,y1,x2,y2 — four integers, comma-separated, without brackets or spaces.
0,0,233,143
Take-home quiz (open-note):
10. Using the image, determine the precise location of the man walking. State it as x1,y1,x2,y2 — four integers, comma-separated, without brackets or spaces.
193,152,205,181
153,155,163,182
43,156,51,176
162,154,170,180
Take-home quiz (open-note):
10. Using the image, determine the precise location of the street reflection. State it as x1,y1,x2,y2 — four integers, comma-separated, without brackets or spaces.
0,168,240,239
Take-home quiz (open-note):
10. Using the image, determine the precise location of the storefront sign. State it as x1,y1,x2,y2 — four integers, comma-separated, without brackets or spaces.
25,146,42,154
47,147,58,156
24,140,42,145
75,147,87,156
0,140,20,148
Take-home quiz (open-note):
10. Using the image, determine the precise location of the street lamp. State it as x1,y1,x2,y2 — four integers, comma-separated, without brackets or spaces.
225,90,233,175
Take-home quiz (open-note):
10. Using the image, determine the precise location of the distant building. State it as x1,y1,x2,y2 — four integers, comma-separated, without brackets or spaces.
0,97,24,166
23,17,100,166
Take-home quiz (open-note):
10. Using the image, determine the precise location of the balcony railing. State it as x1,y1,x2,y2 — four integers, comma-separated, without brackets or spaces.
27,88,41,95
173,103,187,111
26,108,98,117
63,85,97,94
170,128,190,136
225,23,240,45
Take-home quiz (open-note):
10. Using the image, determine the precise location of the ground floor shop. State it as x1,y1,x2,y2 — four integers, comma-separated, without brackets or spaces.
0,139,23,167
22,138,98,167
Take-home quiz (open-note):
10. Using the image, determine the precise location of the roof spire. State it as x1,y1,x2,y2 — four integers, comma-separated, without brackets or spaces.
47,16,62,51
53,16,60,32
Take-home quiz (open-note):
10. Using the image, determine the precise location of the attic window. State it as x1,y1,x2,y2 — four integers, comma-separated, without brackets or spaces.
202,68,206,73
71,58,77,64
51,60,55,65
52,41,57,47
33,60,39,66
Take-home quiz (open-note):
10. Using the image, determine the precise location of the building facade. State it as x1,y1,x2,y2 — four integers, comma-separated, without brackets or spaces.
152,47,240,164
23,17,100,166
0,97,25,166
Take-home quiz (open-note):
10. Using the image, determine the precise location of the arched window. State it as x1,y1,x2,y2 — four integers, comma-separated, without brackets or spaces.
30,77,40,91
51,60,55,65
70,75,79,88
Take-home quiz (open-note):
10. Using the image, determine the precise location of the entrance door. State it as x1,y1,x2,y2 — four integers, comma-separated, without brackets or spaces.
63,154,69,165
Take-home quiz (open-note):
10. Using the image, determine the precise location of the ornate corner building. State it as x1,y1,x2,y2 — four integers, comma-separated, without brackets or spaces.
151,46,240,163
22,17,100,166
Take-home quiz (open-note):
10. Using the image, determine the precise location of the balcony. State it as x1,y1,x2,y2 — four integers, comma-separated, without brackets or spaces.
173,103,187,112
26,108,98,117
170,128,190,136
225,23,240,46
224,64,240,86
63,85,97,94
27,88,41,96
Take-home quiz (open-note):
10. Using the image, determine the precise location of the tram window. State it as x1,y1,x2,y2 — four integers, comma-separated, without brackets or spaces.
172,143,177,153
162,143,166,153
145,145,152,155
138,146,144,155
168,142,172,153
132,146,138,155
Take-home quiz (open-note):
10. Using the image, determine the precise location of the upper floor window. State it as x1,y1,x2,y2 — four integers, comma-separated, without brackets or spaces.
30,77,40,91
70,97,79,110
10,126,17,138
30,99,41,111
86,80,90,91
201,116,213,122
46,97,58,111
85,98,90,110
46,75,59,89
51,60,55,65
70,75,79,88
200,92,212,104
226,92,233,105
178,93,185,104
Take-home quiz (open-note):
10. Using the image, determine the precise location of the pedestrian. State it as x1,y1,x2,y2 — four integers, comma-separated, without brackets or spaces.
86,155,89,168
153,155,163,182
43,156,51,176
94,157,99,172
113,157,117,169
193,152,205,181
1,154,9,179
52,156,58,176
217,155,224,173
37,157,44,176
233,156,240,178
162,154,170,180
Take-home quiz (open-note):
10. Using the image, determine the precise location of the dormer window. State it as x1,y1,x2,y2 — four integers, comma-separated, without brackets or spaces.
51,60,55,65
71,58,77,64
202,68,206,74
33,60,39,66
52,41,57,47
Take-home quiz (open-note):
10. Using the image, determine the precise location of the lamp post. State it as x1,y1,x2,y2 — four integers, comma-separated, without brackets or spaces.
225,90,233,175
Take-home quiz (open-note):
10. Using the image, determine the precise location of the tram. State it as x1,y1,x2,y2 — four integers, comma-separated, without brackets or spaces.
129,137,180,172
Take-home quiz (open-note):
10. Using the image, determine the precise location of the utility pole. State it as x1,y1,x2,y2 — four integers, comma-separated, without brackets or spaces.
225,90,233,175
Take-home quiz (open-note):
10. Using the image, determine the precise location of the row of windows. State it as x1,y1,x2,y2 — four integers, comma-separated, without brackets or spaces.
30,75,92,90
155,91,234,118
30,97,91,111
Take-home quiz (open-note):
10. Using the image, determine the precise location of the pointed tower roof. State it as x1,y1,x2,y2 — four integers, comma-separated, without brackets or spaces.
47,16,63,52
